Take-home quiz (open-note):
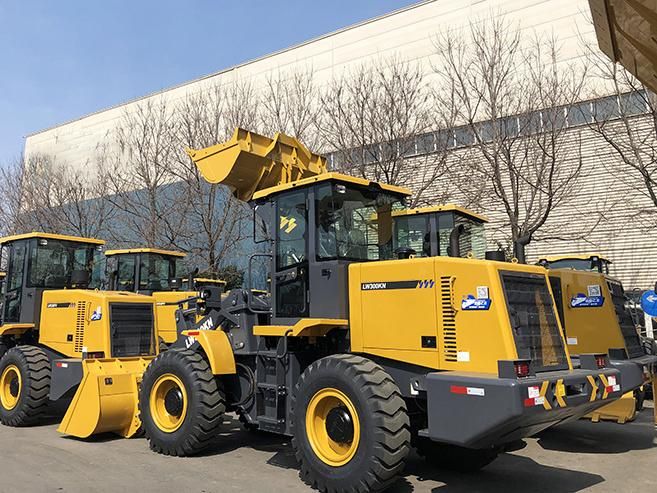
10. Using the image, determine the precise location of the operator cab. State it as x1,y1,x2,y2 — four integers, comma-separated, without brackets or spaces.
0,233,104,325
537,254,611,275
105,248,187,294
392,205,488,259
253,172,408,324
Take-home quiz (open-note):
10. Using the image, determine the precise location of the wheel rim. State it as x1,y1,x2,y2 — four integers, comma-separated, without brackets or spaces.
306,388,361,467
0,365,21,411
150,373,188,432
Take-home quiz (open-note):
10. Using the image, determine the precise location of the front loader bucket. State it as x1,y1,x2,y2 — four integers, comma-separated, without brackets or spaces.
584,391,637,424
186,127,327,201
58,357,153,439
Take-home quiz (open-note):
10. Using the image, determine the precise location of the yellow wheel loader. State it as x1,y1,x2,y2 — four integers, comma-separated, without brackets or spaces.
136,129,623,493
0,232,157,438
104,248,198,347
537,254,657,424
392,205,657,425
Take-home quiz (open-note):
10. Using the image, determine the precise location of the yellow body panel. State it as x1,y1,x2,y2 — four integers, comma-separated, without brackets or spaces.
153,291,196,344
58,357,153,438
39,290,156,358
105,248,186,258
0,323,35,336
182,330,236,375
349,257,562,373
253,318,348,337
549,270,626,355
0,232,104,245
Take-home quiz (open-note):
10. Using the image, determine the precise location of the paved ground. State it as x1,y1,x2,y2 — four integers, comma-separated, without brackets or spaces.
0,403,655,493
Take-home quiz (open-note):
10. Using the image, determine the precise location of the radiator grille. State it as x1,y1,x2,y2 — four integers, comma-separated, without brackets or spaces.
440,276,457,362
500,271,569,371
607,280,644,358
109,303,155,357
74,301,87,352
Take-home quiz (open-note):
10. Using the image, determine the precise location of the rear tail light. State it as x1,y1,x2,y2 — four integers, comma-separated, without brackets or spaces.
514,360,531,378
595,354,607,369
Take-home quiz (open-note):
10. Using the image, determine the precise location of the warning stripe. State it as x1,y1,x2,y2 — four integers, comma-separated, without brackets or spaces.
587,375,598,402
539,381,552,410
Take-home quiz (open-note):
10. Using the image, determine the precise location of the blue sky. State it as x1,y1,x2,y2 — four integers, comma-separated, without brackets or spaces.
0,0,418,164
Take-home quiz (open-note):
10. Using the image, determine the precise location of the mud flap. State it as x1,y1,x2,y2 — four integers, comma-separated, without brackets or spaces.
584,391,637,424
58,357,154,438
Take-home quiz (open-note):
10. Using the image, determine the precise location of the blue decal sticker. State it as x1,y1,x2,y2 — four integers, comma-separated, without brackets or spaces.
641,290,657,317
90,306,102,321
461,295,492,310
570,294,604,308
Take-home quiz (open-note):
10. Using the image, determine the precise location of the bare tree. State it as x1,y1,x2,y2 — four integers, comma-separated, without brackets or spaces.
318,57,452,206
173,83,252,275
0,153,115,238
260,68,321,149
0,157,32,235
583,40,657,223
434,18,589,261
108,97,192,248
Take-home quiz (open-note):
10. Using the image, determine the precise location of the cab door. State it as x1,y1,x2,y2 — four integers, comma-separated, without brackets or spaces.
3,242,27,323
273,189,309,322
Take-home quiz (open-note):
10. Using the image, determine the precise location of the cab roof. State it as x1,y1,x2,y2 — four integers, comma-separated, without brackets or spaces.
538,253,611,264
105,248,187,258
0,232,105,246
252,172,411,200
392,204,488,223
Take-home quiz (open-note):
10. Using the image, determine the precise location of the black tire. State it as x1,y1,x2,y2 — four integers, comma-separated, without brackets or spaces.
139,348,225,456
415,438,499,472
0,345,51,426
291,354,410,493
0,342,8,361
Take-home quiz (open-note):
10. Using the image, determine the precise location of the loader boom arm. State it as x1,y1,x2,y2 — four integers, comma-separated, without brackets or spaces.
589,0,657,93
186,128,327,202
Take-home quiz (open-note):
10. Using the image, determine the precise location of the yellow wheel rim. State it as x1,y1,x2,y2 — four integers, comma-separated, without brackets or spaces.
0,365,21,411
305,388,361,467
149,373,188,433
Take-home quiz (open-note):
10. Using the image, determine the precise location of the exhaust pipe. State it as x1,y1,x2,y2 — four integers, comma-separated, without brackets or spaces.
449,224,465,258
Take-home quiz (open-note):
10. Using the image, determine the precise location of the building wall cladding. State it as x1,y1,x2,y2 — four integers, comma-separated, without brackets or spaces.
23,0,657,287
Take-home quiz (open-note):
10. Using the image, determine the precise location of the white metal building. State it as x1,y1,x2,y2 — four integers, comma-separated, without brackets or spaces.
23,0,657,287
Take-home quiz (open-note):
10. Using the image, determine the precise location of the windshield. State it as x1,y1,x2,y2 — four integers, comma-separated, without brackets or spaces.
139,253,179,291
315,183,405,262
28,240,103,289
547,259,609,274
393,215,431,257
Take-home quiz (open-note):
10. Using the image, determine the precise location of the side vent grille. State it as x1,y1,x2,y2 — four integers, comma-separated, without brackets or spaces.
74,301,87,352
441,276,457,362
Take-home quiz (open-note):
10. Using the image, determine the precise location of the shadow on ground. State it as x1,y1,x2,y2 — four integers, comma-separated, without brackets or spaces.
536,408,656,454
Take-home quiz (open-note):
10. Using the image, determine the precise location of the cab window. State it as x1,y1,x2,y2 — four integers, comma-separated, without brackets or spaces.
117,256,136,291
277,190,307,270
139,254,176,291
315,183,402,261
393,215,430,257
